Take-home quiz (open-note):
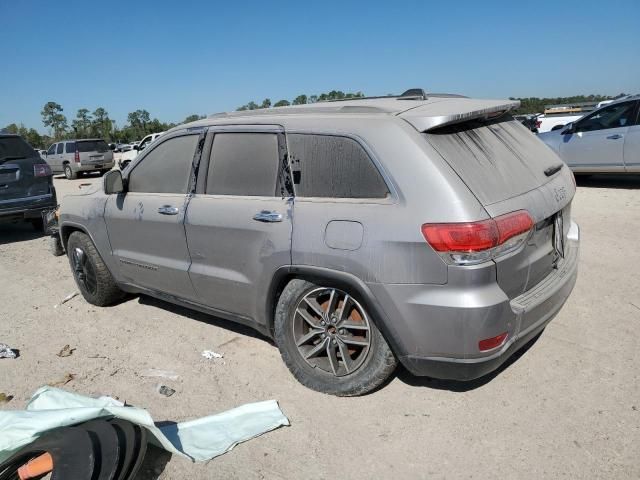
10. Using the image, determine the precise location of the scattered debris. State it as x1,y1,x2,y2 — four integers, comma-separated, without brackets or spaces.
0,393,13,403
0,386,290,466
88,354,108,359
49,373,76,387
140,369,179,380
156,385,176,397
0,344,17,359
201,350,224,360
54,292,79,309
57,345,76,358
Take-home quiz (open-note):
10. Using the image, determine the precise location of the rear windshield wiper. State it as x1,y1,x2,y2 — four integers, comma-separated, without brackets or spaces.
544,164,563,177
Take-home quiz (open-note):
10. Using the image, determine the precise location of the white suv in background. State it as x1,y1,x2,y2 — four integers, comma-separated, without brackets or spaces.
118,132,165,169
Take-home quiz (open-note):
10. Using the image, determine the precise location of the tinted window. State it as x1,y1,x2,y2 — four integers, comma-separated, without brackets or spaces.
0,136,36,160
47,144,56,155
287,134,388,198
77,140,108,152
56,143,64,154
128,134,198,194
65,142,76,153
206,133,279,196
576,101,637,132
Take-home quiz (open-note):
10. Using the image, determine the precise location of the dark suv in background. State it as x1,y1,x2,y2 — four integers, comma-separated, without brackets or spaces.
0,134,56,229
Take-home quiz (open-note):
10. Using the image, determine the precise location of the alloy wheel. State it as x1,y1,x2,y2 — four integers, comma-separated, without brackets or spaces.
72,247,97,295
292,287,371,377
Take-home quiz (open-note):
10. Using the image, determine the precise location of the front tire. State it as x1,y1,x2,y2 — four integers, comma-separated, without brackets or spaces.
64,164,77,180
66,231,124,306
274,279,397,396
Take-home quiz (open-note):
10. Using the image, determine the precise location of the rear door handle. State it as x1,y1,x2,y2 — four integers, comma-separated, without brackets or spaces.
253,210,283,223
158,205,179,215
606,134,623,140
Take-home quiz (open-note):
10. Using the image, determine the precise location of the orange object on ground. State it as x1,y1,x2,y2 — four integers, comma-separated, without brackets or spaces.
17,452,53,480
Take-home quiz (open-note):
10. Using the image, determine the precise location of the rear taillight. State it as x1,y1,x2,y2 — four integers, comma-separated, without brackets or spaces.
33,164,52,177
74,150,80,163
478,332,508,352
535,119,542,128
421,210,534,265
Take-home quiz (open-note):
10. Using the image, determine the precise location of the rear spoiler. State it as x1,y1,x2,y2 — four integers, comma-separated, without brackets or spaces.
398,98,520,132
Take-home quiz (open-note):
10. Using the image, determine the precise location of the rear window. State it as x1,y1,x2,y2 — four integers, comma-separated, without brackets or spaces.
287,134,389,198
76,140,109,153
424,117,559,205
0,136,36,162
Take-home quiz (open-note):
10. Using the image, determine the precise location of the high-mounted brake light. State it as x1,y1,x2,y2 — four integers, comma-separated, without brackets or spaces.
421,211,534,265
74,150,80,163
33,164,52,177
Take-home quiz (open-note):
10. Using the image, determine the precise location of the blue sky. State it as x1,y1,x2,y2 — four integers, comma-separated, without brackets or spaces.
1,0,638,132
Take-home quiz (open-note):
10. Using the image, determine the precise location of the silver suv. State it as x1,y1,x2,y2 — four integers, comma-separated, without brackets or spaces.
45,139,115,179
57,91,580,395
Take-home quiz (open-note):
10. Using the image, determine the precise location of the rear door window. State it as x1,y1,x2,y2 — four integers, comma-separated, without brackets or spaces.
287,134,389,198
65,142,76,153
206,133,279,196
128,134,198,194
56,143,64,154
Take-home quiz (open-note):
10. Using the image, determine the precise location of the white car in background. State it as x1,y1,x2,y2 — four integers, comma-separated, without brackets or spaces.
118,132,165,169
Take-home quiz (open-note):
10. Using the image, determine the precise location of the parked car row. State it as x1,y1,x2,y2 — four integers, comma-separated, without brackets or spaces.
43,139,115,179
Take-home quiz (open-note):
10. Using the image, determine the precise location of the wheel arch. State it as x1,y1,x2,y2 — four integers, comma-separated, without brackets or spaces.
265,265,405,357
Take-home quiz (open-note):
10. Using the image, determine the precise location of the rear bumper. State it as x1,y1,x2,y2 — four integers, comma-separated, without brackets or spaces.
373,221,580,381
0,191,57,220
75,161,114,172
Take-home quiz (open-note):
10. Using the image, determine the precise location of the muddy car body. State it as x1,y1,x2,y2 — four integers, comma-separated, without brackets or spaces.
58,91,580,395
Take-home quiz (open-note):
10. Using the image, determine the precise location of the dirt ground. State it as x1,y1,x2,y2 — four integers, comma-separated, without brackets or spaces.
1,173,639,479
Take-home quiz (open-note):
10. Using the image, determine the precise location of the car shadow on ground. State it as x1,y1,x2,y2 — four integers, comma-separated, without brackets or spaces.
137,295,274,345
393,331,544,393
134,444,172,480
576,174,640,189
0,222,43,246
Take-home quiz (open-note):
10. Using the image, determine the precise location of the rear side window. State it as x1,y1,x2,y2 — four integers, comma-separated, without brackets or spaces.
77,140,109,152
206,133,279,196
0,136,36,160
56,143,64,154
128,134,198,194
287,134,388,198
65,142,76,153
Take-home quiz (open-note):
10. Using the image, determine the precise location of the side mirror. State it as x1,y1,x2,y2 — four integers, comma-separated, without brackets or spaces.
103,169,124,195
561,123,575,135
133,145,140,151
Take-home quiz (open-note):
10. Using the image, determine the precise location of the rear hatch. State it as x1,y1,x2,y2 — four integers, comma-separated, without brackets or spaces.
0,136,52,204
76,139,112,164
419,113,574,300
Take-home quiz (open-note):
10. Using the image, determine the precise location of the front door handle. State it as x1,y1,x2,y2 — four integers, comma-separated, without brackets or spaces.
253,210,283,223
606,134,623,140
158,205,179,215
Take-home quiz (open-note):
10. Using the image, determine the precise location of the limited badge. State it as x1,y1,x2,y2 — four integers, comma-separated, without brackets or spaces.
553,211,565,259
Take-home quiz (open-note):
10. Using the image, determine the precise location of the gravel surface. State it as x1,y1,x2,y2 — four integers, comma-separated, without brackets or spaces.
1,173,639,479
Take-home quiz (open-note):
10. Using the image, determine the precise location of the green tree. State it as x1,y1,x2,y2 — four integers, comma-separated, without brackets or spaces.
292,94,308,105
3,123,19,134
261,98,272,109
71,108,92,138
274,100,290,107
127,109,151,138
41,102,68,139
91,107,113,140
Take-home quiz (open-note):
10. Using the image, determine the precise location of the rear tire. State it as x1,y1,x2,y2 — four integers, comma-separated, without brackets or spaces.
274,279,397,396
49,235,65,256
66,231,124,306
64,164,77,180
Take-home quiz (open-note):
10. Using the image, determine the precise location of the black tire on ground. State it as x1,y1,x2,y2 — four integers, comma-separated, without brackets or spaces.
64,164,77,180
48,235,65,256
66,231,124,306
274,279,397,396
